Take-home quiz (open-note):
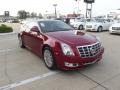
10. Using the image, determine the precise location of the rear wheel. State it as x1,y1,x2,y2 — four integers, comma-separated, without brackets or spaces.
43,47,57,70
18,36,25,48
97,26,103,32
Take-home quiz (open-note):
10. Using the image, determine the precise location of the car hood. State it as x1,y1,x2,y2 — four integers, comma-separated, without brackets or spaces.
111,23,120,27
75,21,84,24
86,22,101,26
71,21,83,25
46,30,98,46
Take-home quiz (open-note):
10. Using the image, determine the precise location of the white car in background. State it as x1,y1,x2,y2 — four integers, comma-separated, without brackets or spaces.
109,22,120,34
85,19,114,32
70,19,86,30
20,20,30,24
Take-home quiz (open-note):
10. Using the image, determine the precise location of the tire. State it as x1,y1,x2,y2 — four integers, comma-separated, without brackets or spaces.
78,25,83,30
43,47,57,70
97,26,103,32
18,36,25,48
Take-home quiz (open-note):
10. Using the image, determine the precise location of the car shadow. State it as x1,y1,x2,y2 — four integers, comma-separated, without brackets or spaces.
85,30,108,33
110,33,120,36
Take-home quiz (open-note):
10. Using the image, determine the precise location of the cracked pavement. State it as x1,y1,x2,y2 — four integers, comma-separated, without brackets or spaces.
0,31,120,90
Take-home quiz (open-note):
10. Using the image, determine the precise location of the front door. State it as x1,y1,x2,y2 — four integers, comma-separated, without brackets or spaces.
29,28,44,56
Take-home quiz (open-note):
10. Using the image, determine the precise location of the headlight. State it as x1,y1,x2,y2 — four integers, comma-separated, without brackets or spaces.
96,36,103,47
61,43,74,56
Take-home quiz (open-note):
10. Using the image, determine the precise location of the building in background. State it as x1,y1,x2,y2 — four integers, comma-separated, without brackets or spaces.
0,15,17,22
107,9,120,19
0,11,17,22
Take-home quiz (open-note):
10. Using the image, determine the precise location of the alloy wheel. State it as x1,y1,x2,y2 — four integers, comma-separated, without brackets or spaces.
98,26,102,32
79,25,83,30
44,49,54,68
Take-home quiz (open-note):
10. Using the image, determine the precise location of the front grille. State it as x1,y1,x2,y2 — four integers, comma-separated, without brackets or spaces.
86,25,92,28
77,42,101,58
112,27,120,30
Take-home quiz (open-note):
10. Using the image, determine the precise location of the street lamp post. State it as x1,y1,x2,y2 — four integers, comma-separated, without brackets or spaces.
84,0,95,19
53,4,57,18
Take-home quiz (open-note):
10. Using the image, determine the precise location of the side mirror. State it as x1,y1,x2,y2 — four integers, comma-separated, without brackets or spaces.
31,26,40,33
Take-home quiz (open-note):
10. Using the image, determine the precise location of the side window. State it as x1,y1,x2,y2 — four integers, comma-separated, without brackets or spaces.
24,22,37,32
21,22,39,32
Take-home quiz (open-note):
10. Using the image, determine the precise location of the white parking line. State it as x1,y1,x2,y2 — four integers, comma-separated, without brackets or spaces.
0,48,18,53
0,71,58,90
0,38,17,42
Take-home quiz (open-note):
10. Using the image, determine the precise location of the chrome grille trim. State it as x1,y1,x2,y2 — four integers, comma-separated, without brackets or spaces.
77,42,101,58
86,25,92,28
112,27,120,30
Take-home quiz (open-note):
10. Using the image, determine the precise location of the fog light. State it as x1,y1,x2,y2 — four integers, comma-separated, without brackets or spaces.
65,62,79,67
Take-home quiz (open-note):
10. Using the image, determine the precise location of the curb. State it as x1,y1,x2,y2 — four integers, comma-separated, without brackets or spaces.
0,31,18,36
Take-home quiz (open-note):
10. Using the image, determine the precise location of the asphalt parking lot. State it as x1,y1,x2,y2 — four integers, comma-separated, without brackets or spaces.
0,28,120,90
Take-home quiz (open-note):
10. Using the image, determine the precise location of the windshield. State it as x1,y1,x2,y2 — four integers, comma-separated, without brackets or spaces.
38,20,74,33
95,19,106,23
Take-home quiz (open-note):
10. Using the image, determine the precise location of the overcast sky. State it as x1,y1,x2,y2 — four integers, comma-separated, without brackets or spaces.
0,0,120,16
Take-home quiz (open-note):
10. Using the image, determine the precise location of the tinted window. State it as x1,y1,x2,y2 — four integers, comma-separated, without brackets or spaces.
38,20,74,33
23,22,39,32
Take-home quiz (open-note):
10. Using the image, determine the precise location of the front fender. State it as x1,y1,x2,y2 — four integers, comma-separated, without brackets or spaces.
42,36,62,56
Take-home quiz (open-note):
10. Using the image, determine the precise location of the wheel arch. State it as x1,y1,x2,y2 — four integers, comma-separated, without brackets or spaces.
42,44,53,56
78,24,84,30
98,25,103,28
42,44,58,70
97,25,103,32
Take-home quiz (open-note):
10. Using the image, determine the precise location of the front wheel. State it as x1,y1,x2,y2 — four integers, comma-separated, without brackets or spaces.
78,25,83,30
97,26,103,32
43,47,57,70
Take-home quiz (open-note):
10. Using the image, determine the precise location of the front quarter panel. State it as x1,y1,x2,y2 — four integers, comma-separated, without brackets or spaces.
42,35,62,56
42,35,63,68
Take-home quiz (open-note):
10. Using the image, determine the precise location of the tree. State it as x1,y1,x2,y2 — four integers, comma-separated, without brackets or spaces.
31,12,37,18
38,13,43,19
17,10,28,19
26,12,30,18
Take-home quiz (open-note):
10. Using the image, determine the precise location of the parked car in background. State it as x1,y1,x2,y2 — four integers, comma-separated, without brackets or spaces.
7,19,19,23
85,19,114,32
109,21,120,34
70,18,86,30
20,20,31,24
55,18,65,22
18,20,104,70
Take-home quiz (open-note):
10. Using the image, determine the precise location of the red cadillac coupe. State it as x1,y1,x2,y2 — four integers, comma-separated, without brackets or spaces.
18,20,104,70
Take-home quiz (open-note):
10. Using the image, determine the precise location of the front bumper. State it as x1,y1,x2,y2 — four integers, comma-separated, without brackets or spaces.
110,30,120,34
86,28,97,31
55,47,104,70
